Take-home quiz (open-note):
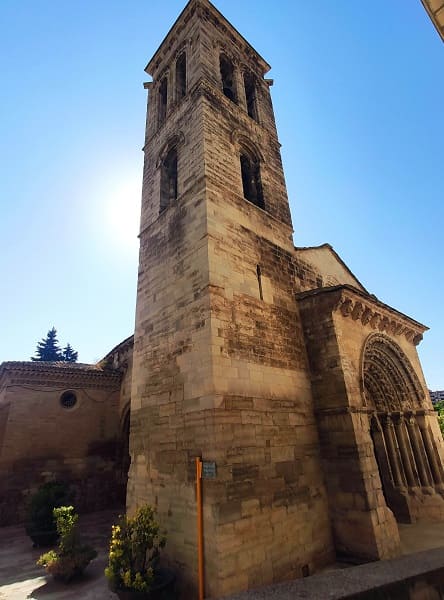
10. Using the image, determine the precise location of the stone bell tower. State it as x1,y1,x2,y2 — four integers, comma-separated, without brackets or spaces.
128,0,333,596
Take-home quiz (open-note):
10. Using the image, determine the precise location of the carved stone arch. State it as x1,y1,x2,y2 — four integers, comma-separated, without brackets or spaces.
218,50,238,102
156,64,170,80
174,40,189,62
156,132,185,169
365,372,392,412
361,333,424,412
216,43,235,63
234,134,265,209
230,131,265,164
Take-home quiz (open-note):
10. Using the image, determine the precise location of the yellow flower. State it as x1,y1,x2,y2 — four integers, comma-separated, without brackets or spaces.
123,570,133,587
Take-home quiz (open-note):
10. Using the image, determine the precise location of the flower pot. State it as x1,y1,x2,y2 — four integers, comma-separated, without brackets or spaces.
113,568,176,600
52,566,84,583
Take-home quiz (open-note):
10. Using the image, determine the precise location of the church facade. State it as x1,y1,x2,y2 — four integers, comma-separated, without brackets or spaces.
1,1,443,598
126,0,444,596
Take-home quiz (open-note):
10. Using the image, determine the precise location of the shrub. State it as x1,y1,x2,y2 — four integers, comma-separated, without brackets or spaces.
25,481,72,546
105,505,166,593
37,506,97,582
433,400,444,436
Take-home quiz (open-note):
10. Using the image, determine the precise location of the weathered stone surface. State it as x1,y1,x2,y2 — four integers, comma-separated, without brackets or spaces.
1,2,443,600
0,361,128,524
126,1,444,598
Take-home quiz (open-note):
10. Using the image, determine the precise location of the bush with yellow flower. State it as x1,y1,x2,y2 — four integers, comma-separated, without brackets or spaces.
105,505,169,596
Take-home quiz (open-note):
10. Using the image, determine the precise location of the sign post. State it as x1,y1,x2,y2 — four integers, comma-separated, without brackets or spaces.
195,457,204,600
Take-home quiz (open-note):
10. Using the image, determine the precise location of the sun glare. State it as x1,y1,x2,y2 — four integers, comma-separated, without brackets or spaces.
99,174,142,254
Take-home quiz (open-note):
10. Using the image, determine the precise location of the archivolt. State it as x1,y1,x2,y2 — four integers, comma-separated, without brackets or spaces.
230,131,265,164
156,131,185,168
361,333,424,411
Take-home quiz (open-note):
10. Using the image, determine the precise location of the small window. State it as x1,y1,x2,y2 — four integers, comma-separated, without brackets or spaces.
240,153,264,209
60,390,77,409
176,53,187,101
158,77,168,125
220,55,236,102
160,147,178,212
244,72,258,121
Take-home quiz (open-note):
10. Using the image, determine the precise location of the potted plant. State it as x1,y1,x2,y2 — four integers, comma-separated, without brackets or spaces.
25,481,72,546
105,505,175,599
37,506,97,582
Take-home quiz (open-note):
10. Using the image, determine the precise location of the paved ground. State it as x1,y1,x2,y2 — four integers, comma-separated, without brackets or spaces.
399,520,444,555
221,545,444,600
0,508,121,599
2,513,444,599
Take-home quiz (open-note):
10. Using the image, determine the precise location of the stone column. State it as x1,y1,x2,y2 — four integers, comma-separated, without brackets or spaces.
168,61,177,110
419,423,444,488
394,415,418,488
168,68,174,113
234,65,247,111
406,416,432,488
382,416,406,488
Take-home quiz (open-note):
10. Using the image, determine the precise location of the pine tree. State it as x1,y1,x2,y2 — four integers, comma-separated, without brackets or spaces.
62,343,78,363
31,327,63,361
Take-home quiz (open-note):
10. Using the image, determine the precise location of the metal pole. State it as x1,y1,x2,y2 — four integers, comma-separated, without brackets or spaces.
196,457,204,600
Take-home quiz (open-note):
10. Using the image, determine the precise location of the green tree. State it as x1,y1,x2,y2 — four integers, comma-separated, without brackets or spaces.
62,344,78,363
31,328,78,362
433,400,444,436
31,327,63,361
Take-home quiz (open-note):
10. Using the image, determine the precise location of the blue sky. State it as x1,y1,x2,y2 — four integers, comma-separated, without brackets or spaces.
0,1,442,388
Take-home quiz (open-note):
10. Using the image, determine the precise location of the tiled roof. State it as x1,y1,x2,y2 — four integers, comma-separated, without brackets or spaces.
0,361,102,372
0,361,121,383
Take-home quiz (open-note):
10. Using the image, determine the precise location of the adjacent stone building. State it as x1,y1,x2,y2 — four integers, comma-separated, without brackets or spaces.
0,1,443,599
430,390,444,404
0,336,133,524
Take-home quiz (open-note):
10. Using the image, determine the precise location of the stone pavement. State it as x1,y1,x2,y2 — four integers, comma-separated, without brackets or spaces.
220,545,444,600
0,509,121,600
2,512,444,599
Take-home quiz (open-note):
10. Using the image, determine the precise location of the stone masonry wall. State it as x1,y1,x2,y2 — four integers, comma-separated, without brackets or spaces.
294,245,365,293
189,72,333,594
127,68,211,593
332,297,444,524
0,369,122,524
129,4,335,597
298,290,401,561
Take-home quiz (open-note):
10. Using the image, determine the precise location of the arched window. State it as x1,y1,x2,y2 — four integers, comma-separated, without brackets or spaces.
219,55,236,102
158,77,168,125
240,152,264,209
160,147,178,212
176,52,187,101
243,72,258,121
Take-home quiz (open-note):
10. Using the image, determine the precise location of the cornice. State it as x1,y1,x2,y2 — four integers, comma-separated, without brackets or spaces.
146,0,198,76
297,285,428,346
336,289,427,346
146,0,270,78
0,362,121,388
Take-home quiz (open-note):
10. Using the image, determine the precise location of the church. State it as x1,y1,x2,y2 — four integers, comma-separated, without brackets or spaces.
1,1,443,598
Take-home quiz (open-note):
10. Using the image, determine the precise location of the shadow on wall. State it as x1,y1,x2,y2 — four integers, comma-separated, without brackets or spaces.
0,446,127,526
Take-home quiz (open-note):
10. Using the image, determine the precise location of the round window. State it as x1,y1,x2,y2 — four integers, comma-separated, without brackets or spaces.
60,390,77,409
